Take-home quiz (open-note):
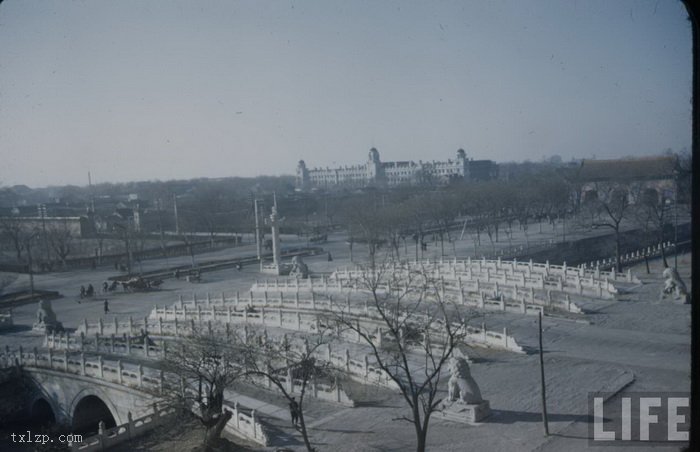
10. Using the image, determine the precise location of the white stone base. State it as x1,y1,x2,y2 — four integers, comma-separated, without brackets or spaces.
439,400,491,424
260,263,292,276
33,322,63,334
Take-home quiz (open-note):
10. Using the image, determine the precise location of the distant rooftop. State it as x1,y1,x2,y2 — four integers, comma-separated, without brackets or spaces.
577,156,678,182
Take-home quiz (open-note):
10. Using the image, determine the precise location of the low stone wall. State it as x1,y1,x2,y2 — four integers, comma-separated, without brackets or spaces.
222,401,270,446
71,405,176,452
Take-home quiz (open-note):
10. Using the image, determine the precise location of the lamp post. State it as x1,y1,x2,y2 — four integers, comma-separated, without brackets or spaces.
24,229,40,299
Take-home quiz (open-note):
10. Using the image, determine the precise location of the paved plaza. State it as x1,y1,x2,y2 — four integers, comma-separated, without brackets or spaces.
0,220,691,451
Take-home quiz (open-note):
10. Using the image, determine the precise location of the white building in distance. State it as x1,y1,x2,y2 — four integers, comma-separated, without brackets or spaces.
296,148,498,190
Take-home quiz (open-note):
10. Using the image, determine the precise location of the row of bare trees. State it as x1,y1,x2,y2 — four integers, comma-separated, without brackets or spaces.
0,217,76,268
158,261,472,452
334,173,571,262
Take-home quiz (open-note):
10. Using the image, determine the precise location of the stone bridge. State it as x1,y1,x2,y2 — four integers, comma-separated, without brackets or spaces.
2,348,159,435
1,348,270,449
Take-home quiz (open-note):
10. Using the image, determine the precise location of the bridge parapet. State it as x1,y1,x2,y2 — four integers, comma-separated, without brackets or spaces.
1,347,164,393
0,348,276,448
223,401,269,446
71,404,176,452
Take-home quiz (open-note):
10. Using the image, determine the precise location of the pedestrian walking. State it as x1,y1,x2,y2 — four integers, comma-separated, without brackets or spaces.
104,299,109,313
289,397,299,427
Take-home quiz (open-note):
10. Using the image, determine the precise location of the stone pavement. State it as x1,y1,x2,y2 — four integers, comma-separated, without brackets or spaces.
0,225,691,451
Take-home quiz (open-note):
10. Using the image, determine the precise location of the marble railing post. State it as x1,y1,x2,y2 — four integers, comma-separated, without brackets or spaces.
80,353,86,375
98,355,104,378
126,412,133,440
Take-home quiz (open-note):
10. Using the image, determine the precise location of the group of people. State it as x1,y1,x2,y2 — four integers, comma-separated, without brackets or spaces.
81,281,122,297
78,284,110,313
79,284,95,298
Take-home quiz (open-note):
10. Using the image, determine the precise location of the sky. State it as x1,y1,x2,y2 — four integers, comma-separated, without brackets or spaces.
0,0,692,188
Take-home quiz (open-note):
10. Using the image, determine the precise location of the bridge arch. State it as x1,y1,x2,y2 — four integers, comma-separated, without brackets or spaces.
70,388,121,434
30,398,56,427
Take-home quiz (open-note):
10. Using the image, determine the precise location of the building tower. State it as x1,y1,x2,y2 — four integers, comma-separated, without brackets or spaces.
366,147,384,184
456,149,470,180
296,160,310,190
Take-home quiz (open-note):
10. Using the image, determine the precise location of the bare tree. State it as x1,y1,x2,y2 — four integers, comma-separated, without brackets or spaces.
241,331,336,451
46,220,74,269
159,327,245,450
0,216,28,261
331,259,473,452
584,182,634,272
633,186,672,271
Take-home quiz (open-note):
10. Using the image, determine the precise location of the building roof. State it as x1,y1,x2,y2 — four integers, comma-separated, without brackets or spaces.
577,156,678,182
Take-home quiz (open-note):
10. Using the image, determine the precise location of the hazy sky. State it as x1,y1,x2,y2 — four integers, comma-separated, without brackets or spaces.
0,0,692,188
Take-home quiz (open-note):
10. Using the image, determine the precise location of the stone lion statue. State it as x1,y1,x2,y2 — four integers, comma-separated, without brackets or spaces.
33,299,63,332
289,255,309,279
661,267,689,304
447,356,483,404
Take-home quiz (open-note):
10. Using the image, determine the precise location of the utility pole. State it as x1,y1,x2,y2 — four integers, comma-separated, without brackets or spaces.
173,194,180,235
27,240,35,299
538,311,549,436
674,190,679,268
38,204,49,262
254,199,262,260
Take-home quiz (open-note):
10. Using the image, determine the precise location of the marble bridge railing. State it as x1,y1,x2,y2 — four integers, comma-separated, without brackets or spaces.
0,347,275,447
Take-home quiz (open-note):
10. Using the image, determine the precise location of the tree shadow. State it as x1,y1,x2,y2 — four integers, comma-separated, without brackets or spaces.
353,400,401,408
314,427,376,434
488,410,591,424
